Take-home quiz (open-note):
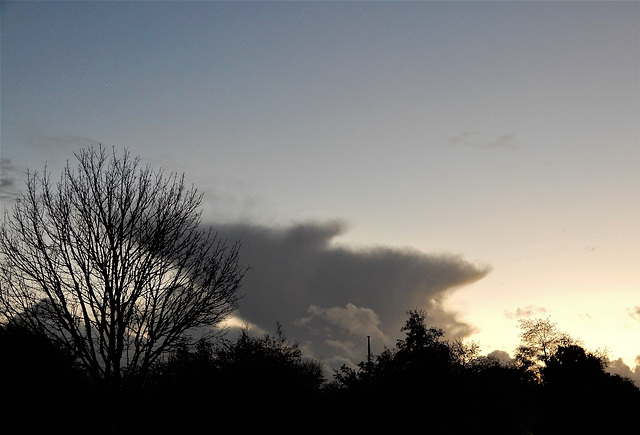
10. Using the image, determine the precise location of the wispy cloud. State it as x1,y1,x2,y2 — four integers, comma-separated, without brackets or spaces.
2,130,101,203
21,130,99,151
504,305,548,319
448,132,521,150
627,306,640,322
0,158,26,202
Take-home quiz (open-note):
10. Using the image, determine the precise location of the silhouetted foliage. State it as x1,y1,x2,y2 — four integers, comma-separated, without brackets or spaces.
514,316,575,381
212,324,325,431
214,323,324,393
329,309,483,432
535,344,639,434
449,336,480,368
329,311,640,434
138,324,325,433
2,302,638,433
0,323,94,433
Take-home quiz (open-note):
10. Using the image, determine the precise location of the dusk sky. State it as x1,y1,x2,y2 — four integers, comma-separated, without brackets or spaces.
1,1,638,376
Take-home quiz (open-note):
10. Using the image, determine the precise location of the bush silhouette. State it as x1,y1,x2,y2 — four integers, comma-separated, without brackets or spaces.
0,323,92,433
142,324,325,433
2,309,639,434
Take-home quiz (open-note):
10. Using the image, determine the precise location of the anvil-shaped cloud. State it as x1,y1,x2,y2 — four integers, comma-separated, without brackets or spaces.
213,220,490,370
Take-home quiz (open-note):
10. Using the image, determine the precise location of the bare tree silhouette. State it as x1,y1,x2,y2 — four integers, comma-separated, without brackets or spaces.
0,146,246,391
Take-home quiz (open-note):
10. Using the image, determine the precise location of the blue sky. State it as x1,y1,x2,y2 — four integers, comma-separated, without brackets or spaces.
2,1,639,373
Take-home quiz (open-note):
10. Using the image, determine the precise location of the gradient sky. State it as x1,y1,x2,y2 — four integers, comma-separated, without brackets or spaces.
1,1,639,374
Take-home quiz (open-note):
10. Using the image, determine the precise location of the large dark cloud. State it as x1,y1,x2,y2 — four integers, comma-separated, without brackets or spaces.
212,220,490,369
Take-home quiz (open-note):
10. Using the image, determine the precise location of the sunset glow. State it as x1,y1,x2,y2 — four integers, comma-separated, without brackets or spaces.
1,1,638,381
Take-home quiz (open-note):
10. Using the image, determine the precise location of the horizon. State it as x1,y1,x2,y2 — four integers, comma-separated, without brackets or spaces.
1,1,638,379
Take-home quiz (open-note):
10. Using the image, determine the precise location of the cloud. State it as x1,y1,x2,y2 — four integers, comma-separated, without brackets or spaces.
448,131,521,150
607,356,640,388
487,349,513,364
19,127,98,151
211,220,490,370
504,305,548,319
627,306,640,321
0,158,26,201
217,315,266,336
300,304,387,340
299,303,392,355
579,312,594,321
3,129,102,202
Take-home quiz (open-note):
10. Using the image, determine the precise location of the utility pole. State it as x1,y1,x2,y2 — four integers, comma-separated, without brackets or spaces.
367,335,371,364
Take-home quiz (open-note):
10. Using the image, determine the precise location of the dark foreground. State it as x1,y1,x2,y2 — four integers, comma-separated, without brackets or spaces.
2,314,638,434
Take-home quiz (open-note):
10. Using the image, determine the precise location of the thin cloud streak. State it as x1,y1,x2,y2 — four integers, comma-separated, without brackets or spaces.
504,305,548,319
0,158,26,202
627,306,640,322
16,127,99,151
448,131,521,150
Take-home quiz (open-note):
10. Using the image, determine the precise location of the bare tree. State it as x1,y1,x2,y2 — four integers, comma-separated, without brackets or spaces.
0,146,246,389
515,316,575,380
448,337,480,368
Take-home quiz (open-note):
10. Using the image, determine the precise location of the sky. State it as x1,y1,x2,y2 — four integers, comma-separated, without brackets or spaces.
1,1,639,378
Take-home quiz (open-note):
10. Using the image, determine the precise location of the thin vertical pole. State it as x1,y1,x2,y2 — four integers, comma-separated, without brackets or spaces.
367,335,371,364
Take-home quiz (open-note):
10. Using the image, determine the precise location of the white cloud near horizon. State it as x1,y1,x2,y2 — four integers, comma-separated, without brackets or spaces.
607,356,640,388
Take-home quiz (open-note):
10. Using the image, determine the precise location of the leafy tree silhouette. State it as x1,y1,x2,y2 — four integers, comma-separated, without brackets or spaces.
330,310,640,434
3,291,639,434
143,323,325,433
214,322,324,396
536,344,640,435
329,309,469,432
543,344,606,385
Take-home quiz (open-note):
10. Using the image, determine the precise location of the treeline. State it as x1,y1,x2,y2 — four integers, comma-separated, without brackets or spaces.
2,311,639,434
